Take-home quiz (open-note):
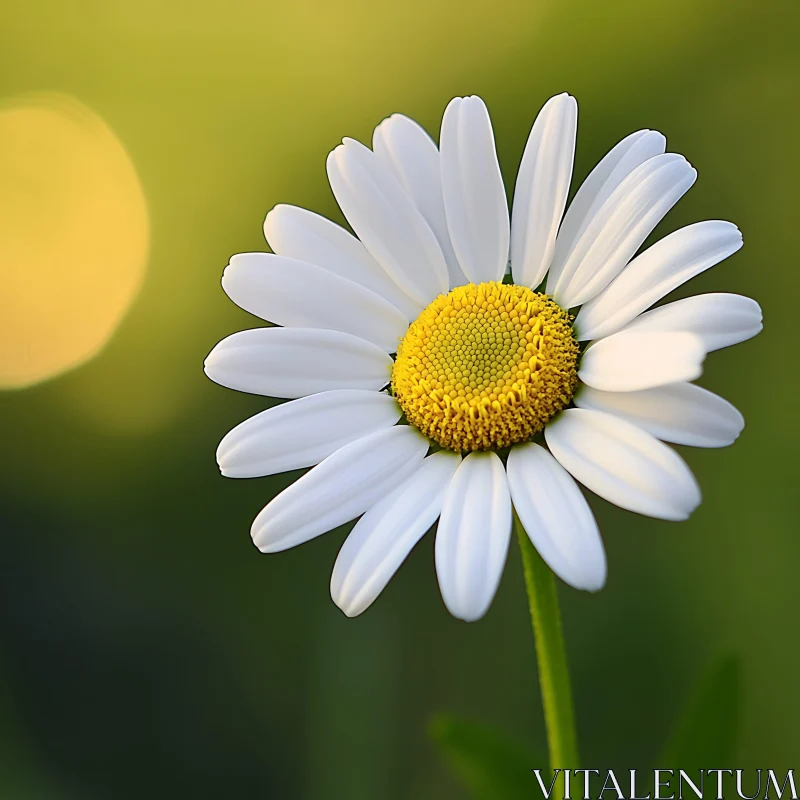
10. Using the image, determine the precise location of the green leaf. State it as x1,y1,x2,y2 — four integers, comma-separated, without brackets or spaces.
429,713,546,800
659,653,741,769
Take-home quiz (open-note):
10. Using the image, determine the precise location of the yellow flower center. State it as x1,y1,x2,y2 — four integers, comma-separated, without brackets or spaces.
392,282,579,452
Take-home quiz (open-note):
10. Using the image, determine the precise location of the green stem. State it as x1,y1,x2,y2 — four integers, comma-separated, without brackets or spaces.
515,512,580,774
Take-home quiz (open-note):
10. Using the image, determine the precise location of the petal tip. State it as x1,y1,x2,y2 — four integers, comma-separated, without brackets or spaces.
453,608,485,623
466,94,487,107
263,204,287,238
326,145,346,172
250,508,275,551
251,528,278,553
202,355,217,377
580,574,606,593
332,593,363,618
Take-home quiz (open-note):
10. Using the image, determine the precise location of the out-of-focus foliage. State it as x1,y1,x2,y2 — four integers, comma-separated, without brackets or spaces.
430,714,543,800
660,654,741,769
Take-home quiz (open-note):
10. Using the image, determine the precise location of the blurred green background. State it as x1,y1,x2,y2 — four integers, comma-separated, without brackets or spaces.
1,0,798,796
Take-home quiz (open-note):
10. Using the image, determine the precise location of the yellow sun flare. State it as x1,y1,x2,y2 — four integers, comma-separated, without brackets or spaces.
0,93,149,389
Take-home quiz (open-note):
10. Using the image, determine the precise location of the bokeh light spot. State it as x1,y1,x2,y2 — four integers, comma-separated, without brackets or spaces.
0,93,149,388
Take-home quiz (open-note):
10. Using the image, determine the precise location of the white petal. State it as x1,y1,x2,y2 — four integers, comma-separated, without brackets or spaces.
575,221,743,340
574,382,744,448
331,450,461,617
510,93,577,288
263,204,421,319
551,129,667,271
373,114,468,288
204,327,392,398
222,253,408,352
251,425,429,552
546,153,697,308
545,408,701,521
440,96,510,284
217,390,402,478
435,451,512,621
618,293,763,352
579,331,705,392
327,138,449,307
507,443,606,591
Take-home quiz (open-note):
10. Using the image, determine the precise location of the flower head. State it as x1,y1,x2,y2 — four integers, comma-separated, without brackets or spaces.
205,93,762,621
392,282,580,451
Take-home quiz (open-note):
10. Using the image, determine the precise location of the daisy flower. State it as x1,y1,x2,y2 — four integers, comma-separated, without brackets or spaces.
205,93,762,621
